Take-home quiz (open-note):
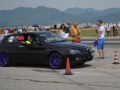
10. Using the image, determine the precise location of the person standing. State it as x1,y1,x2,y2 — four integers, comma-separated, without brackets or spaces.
18,27,23,33
106,25,111,37
59,24,69,39
70,22,81,43
4,29,9,35
0,28,4,34
115,24,119,36
112,26,116,36
97,20,105,59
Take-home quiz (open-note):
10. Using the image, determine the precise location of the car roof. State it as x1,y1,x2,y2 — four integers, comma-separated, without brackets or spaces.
5,31,52,36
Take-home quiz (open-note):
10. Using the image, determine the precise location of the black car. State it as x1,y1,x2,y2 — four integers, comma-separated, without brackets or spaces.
0,31,94,69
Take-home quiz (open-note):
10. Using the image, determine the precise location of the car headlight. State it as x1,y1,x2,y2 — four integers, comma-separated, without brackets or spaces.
70,49,81,54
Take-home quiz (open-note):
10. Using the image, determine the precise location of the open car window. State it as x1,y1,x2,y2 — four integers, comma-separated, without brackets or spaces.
17,34,40,45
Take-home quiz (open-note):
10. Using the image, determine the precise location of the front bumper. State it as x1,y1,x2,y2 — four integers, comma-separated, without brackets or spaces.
69,50,95,65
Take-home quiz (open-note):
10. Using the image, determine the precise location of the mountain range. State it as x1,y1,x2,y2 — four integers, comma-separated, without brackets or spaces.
0,6,120,27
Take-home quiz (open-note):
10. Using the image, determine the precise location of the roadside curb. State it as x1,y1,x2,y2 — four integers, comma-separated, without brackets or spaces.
82,37,120,41
81,36,120,44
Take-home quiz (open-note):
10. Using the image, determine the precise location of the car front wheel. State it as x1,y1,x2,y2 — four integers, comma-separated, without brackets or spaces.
48,52,63,69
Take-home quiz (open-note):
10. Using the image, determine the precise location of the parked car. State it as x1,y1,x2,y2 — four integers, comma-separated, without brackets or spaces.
0,31,94,69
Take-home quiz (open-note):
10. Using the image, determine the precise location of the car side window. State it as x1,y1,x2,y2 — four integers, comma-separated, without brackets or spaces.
4,35,24,44
17,35,25,44
5,35,17,43
8,36,15,43
20,34,40,45
34,37,40,44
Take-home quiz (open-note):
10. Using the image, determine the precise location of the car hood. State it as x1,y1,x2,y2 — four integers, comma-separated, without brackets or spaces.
50,41,89,51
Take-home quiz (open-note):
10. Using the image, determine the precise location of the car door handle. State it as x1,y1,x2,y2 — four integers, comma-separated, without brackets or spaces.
19,46,24,48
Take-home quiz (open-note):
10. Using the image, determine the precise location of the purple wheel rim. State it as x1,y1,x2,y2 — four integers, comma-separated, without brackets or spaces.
49,53,61,69
0,53,8,66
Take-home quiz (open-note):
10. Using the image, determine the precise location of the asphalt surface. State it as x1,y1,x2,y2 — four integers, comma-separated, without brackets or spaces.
0,44,120,90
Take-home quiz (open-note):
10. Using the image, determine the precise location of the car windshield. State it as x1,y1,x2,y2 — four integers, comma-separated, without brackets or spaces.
38,33,65,43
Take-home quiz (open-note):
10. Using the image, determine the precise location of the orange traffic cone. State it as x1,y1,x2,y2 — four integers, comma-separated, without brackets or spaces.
64,57,73,75
113,51,119,64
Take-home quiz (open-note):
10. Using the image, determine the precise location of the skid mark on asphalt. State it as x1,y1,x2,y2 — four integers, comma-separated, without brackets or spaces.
1,77,120,89
2,77,120,88
0,77,85,85
30,68,94,90
32,69,57,73
27,62,120,89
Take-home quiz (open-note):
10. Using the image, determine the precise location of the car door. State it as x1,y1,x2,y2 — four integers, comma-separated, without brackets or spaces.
25,43,50,64
1,34,29,63
16,33,50,65
2,34,38,64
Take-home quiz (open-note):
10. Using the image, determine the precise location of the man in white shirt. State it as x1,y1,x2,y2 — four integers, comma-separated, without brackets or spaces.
97,20,105,59
4,29,8,35
106,25,111,36
18,28,23,33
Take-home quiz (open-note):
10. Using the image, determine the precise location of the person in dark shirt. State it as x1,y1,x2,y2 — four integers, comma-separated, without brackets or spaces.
112,26,116,36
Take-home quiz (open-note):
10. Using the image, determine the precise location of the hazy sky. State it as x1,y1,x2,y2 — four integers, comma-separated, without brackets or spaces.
0,0,120,11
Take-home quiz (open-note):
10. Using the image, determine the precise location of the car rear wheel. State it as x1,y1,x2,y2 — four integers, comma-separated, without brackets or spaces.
48,52,63,69
0,52,11,67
